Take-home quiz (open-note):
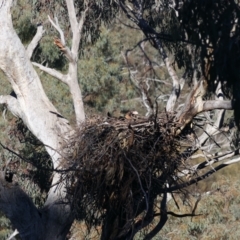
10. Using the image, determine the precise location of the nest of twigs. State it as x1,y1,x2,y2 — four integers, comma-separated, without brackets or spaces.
64,112,190,231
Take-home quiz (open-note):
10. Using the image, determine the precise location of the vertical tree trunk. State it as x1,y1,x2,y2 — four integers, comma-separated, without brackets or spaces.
0,1,75,239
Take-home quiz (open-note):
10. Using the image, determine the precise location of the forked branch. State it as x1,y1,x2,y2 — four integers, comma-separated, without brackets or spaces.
48,16,75,62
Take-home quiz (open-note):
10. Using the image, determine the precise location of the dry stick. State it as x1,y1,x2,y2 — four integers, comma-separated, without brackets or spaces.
179,148,240,178
123,151,149,215
168,158,240,192
0,142,77,173
166,196,202,219
194,123,221,148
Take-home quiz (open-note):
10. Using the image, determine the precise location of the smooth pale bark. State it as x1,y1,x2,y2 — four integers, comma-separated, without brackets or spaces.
0,1,76,239
26,25,45,59
33,0,87,125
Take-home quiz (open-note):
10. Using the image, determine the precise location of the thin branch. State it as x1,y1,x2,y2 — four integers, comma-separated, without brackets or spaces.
198,149,240,168
121,51,154,117
48,15,74,62
168,157,240,192
119,1,139,25
6,229,19,240
32,62,67,84
124,151,149,214
0,141,79,174
26,24,45,59
121,0,185,112
153,211,202,218
78,6,89,35
48,16,66,46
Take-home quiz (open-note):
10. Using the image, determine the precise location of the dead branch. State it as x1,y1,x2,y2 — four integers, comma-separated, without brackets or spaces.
26,24,45,59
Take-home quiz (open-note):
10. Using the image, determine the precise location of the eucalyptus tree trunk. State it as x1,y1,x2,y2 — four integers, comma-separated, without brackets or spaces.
0,0,84,239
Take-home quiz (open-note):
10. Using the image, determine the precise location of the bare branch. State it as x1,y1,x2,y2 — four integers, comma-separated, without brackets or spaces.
26,24,45,59
119,1,185,112
32,62,67,84
168,157,240,192
119,1,139,25
166,72,186,112
48,15,74,62
197,82,230,146
66,0,89,59
48,16,66,46
175,79,233,134
179,149,240,177
202,100,233,112
122,51,154,116
6,229,19,240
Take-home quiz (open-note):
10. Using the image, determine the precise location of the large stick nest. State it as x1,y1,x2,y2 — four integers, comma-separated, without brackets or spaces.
64,112,189,228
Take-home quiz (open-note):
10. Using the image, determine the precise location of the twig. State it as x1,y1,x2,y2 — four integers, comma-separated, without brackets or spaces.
123,151,149,215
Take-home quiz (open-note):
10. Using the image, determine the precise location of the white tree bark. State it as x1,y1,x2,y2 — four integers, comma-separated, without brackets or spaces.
0,1,80,239
26,25,45,59
33,0,88,125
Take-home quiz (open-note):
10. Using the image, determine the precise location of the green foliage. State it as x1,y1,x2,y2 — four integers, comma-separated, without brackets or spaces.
79,30,121,112
1,119,52,207
39,72,75,122
0,116,51,236
78,27,141,114
11,0,36,44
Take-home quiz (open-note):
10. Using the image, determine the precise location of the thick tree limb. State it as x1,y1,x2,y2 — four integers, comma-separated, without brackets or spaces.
202,100,233,111
196,82,229,146
143,192,168,240
0,1,74,238
6,229,19,240
176,79,233,133
26,25,45,59
166,73,185,112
